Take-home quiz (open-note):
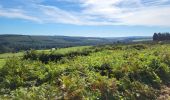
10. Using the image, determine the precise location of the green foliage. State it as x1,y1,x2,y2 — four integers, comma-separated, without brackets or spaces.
0,59,5,68
128,44,148,50
23,46,99,63
0,52,23,59
1,84,61,100
1,43,170,99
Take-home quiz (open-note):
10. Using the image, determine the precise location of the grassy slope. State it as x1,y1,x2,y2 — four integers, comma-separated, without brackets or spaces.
0,59,5,68
0,52,24,67
0,35,114,52
0,46,89,59
0,46,90,67
0,52,24,59
37,46,91,54
0,52,23,67
0,35,152,54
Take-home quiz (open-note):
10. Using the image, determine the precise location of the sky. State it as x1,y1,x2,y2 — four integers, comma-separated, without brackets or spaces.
0,0,170,37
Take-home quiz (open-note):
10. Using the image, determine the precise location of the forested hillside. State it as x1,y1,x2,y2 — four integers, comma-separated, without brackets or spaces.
0,42,170,99
0,35,151,53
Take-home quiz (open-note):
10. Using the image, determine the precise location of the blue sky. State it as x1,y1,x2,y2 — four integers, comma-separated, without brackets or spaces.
0,0,170,37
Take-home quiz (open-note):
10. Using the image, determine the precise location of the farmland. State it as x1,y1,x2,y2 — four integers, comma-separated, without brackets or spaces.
0,42,170,99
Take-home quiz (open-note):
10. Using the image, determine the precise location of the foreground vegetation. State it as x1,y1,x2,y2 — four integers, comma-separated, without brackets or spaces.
0,59,5,68
0,42,170,99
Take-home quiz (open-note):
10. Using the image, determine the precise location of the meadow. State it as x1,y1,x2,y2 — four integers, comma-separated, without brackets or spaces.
0,43,170,99
0,46,90,67
0,52,24,59
36,46,91,54
0,59,5,68
0,52,24,67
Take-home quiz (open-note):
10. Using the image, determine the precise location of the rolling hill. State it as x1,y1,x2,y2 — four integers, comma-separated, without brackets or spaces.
0,34,152,53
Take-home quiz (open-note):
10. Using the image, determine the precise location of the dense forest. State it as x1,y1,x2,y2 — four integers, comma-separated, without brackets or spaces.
153,32,170,41
0,35,112,53
0,35,151,53
0,42,170,99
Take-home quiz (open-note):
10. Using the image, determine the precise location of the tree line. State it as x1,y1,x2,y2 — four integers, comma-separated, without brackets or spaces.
153,32,170,41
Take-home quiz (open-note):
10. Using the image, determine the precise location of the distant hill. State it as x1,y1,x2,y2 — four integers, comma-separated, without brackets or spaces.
0,34,152,53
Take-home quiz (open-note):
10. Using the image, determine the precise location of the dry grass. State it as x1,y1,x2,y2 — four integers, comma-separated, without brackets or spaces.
158,86,170,100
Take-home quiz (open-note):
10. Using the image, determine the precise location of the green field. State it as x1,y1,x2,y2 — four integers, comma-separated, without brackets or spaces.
0,46,90,67
37,46,91,54
132,38,153,42
0,52,24,59
0,43,170,99
0,59,5,67
0,52,24,67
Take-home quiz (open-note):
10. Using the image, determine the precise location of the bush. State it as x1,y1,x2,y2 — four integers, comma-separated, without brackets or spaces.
129,44,148,50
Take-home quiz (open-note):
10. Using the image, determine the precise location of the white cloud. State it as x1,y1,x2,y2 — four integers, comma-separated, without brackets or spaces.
78,0,170,26
38,5,83,25
0,0,170,26
121,6,170,26
0,8,41,22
